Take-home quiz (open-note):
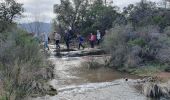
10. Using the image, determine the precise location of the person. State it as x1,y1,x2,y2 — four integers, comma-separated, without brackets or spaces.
77,33,85,50
43,32,49,50
89,33,96,48
64,30,71,50
97,30,101,45
55,32,61,49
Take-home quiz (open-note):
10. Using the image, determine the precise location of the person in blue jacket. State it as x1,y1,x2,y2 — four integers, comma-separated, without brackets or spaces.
77,33,85,50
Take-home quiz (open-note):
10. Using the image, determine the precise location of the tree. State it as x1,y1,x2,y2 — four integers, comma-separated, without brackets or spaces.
54,0,119,35
0,0,23,32
50,19,63,41
54,0,89,32
83,0,119,34
123,0,157,30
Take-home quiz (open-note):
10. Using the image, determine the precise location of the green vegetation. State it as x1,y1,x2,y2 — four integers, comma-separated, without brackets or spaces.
0,29,54,100
53,0,170,76
0,0,170,98
81,57,104,69
102,25,170,76
0,0,54,100
54,0,121,35
0,0,23,33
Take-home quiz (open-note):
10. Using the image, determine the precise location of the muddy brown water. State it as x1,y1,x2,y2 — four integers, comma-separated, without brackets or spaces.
48,55,140,89
32,45,168,100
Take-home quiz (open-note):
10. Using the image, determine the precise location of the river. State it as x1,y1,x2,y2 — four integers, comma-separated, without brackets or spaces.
32,45,164,100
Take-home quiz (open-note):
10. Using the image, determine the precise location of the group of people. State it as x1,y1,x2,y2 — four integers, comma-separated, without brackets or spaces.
44,29,102,51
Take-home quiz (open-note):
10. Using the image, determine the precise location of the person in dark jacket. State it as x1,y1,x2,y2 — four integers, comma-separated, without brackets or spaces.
64,30,71,50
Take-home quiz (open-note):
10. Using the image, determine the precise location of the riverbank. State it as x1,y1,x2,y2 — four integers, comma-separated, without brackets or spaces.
116,64,170,82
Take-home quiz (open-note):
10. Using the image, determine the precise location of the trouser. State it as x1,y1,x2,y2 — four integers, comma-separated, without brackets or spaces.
79,43,84,49
66,41,70,50
97,39,100,45
56,40,60,49
44,41,49,50
90,41,94,48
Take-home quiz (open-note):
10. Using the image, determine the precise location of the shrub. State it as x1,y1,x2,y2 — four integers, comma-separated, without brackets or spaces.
81,57,104,69
102,25,170,73
164,26,170,36
0,29,53,100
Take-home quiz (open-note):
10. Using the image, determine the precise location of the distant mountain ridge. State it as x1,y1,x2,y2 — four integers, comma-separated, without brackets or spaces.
18,22,52,34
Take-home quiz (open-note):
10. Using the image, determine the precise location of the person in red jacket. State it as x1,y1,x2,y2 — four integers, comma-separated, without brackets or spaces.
89,33,96,48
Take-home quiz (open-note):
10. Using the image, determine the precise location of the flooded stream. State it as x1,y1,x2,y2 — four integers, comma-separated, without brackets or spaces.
32,45,162,100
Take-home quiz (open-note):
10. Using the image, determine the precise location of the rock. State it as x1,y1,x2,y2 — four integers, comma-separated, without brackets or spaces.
46,85,58,96
65,49,106,57
125,78,128,81
142,82,170,98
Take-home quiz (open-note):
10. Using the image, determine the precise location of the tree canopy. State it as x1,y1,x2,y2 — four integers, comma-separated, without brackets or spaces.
54,0,120,35
0,0,23,32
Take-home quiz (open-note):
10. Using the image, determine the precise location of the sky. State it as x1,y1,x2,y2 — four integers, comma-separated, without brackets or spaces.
15,0,161,23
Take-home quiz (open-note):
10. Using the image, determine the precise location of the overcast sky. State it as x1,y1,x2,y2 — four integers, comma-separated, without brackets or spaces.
16,0,161,23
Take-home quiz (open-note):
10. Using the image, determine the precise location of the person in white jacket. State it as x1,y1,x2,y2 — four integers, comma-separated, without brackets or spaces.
55,32,61,49
97,30,101,45
43,32,49,50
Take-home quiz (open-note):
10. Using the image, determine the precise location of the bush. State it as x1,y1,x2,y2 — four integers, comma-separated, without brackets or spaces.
0,29,53,100
102,25,170,73
81,57,104,69
164,26,170,37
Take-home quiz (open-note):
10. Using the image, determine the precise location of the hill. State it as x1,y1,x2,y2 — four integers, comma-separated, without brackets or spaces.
18,22,52,34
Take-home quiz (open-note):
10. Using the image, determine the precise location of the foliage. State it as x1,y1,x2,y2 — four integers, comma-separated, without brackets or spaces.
132,64,168,76
0,29,53,100
54,0,89,32
123,0,157,29
102,25,170,74
0,0,23,32
123,0,170,32
54,0,119,35
81,57,104,69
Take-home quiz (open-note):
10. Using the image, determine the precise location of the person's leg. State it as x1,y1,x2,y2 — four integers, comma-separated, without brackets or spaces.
56,40,60,49
67,41,70,50
47,41,50,50
58,40,60,49
56,40,58,48
78,43,81,50
97,39,100,45
90,41,93,48
92,41,94,48
80,43,84,49
45,41,49,50
66,42,68,49
44,42,46,49
66,41,69,50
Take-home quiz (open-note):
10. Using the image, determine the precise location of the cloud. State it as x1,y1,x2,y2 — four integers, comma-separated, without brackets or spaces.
113,0,161,8
16,0,60,23
16,0,161,23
